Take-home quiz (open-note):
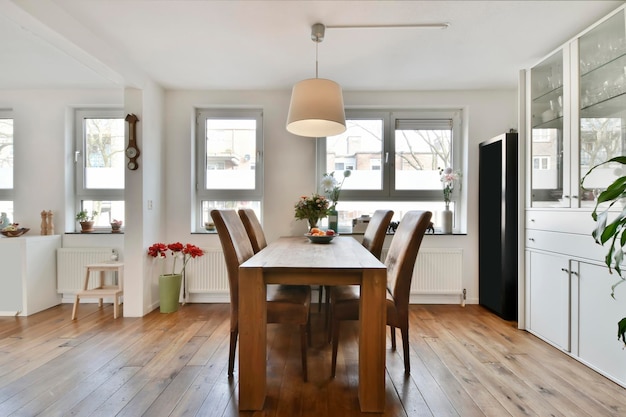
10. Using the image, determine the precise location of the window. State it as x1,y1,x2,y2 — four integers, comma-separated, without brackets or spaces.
0,111,14,225
533,156,550,170
75,109,125,230
317,109,463,232
196,109,263,230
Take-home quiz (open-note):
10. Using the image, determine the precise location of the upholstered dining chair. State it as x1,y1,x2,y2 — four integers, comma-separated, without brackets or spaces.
238,208,267,253
211,209,312,381
324,209,394,334
329,210,432,377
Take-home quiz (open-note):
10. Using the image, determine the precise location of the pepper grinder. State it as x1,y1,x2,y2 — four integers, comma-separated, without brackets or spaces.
47,210,54,235
40,210,48,235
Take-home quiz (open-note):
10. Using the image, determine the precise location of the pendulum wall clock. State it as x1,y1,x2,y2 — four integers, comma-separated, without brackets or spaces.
125,113,140,170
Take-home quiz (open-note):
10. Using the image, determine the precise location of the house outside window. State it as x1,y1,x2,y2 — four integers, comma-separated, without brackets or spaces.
75,109,125,230
196,109,263,230
317,109,464,232
0,111,14,225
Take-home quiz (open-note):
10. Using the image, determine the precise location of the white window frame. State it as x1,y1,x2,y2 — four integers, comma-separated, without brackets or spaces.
316,109,465,233
195,108,264,230
0,110,14,218
74,109,125,230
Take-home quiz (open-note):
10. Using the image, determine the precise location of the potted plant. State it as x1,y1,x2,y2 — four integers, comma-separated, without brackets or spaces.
110,219,123,233
581,155,626,345
76,210,98,233
147,242,204,313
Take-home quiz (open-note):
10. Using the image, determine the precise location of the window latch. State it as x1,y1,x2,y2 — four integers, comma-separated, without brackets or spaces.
385,152,389,164
74,150,81,163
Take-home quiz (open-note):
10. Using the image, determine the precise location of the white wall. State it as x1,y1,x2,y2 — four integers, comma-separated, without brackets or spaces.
164,88,518,305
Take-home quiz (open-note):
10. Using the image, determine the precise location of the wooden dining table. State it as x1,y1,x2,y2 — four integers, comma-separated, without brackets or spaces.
238,235,388,413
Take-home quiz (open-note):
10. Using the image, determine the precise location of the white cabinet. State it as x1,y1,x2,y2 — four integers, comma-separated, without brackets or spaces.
578,261,626,385
527,7,626,210
527,250,571,351
524,4,626,389
0,235,62,316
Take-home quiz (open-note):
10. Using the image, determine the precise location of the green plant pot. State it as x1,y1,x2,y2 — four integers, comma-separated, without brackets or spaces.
159,273,182,313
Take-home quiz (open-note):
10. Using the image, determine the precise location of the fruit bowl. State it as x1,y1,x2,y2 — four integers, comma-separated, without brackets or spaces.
1,228,30,237
305,233,337,244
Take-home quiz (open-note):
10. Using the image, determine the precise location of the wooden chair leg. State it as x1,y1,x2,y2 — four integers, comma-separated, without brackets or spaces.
317,286,323,312
300,324,308,382
113,296,118,319
401,326,410,374
71,295,80,320
390,325,396,350
330,320,340,378
228,330,238,377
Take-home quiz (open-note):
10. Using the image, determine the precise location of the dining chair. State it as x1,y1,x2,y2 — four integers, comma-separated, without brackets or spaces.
211,209,312,381
324,209,394,334
237,208,267,253
329,210,432,377
239,208,313,343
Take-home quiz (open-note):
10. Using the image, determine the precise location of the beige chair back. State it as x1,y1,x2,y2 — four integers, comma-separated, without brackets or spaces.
238,209,267,253
385,210,433,312
361,210,394,259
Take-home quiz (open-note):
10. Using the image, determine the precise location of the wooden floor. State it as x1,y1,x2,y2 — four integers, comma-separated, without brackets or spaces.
0,303,624,417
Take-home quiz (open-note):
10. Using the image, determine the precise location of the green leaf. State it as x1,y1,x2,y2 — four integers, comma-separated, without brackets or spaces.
618,317,626,346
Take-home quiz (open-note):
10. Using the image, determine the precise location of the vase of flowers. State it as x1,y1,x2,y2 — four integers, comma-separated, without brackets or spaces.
321,170,351,232
294,193,330,231
439,167,461,233
147,242,204,313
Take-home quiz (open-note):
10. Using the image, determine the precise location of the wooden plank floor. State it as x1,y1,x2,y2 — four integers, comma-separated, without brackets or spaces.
0,303,624,416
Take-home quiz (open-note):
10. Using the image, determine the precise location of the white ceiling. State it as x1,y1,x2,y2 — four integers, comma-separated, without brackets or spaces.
1,0,623,91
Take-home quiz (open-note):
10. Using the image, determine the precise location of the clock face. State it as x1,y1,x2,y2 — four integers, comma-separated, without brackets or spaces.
126,147,138,158
127,161,138,170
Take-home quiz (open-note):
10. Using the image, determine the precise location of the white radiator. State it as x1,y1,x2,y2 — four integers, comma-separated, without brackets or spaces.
184,249,229,293
187,247,463,304
57,247,114,293
384,247,463,304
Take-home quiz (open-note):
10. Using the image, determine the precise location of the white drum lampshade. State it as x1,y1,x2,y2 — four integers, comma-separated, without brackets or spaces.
286,78,346,138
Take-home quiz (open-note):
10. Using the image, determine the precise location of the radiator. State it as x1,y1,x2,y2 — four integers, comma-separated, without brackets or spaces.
184,249,229,293
187,247,463,300
57,247,115,293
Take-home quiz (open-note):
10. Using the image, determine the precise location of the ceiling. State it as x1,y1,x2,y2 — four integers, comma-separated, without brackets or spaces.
1,0,623,91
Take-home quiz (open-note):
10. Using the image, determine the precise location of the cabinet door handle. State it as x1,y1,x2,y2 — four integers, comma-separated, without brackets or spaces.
563,195,570,199
528,238,535,241
561,268,570,273
530,219,535,222
572,195,578,199
571,271,578,276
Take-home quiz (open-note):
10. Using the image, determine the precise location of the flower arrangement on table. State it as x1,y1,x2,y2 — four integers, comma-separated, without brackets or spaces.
439,167,462,209
294,193,330,230
321,170,351,210
147,242,205,276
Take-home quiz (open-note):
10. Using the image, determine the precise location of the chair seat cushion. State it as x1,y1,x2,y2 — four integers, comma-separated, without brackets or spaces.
267,285,311,325
331,285,397,323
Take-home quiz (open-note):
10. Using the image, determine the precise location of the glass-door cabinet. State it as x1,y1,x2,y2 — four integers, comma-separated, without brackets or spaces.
578,10,626,209
530,48,569,208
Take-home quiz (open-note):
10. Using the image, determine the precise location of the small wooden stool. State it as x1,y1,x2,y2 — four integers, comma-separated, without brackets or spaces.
72,262,124,320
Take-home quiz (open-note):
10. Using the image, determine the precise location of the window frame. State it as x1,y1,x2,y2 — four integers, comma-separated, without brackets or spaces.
316,109,463,204
195,108,264,230
0,110,14,220
74,108,125,230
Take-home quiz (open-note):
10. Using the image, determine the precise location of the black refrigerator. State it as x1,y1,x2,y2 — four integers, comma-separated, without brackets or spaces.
478,132,518,321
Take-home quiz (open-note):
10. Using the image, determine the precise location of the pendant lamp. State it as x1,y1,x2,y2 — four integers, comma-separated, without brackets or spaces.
286,23,346,138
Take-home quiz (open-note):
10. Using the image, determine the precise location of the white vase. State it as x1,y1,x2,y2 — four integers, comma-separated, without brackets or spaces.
441,209,453,234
